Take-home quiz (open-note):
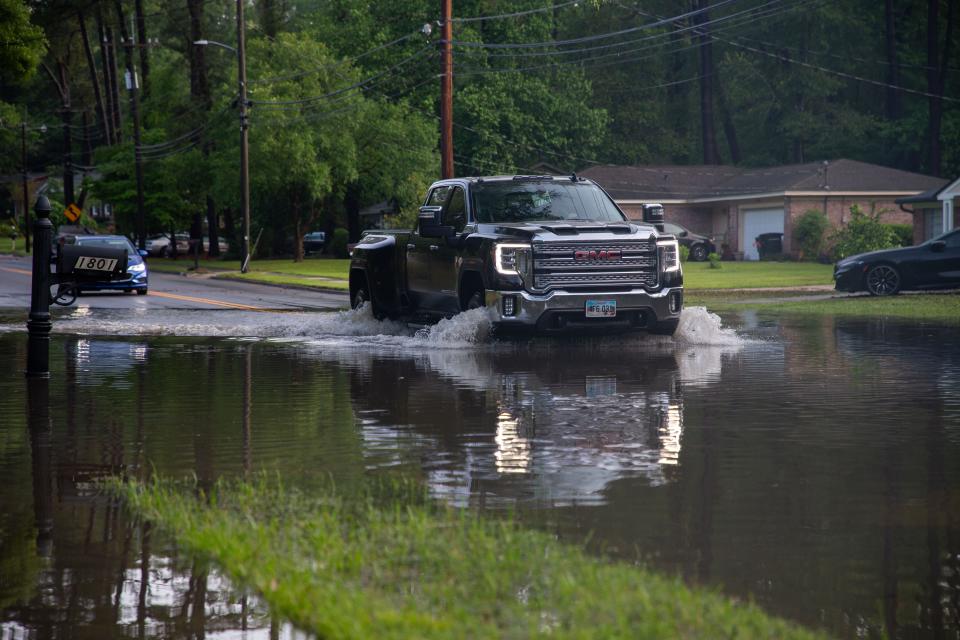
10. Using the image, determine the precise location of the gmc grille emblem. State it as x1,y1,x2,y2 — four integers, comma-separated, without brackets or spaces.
574,249,621,261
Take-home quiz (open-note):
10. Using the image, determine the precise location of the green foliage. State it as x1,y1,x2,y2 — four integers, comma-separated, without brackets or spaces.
830,205,898,260
0,0,46,83
884,223,913,247
708,252,722,269
794,210,829,261
114,476,827,640
329,228,349,258
678,244,690,263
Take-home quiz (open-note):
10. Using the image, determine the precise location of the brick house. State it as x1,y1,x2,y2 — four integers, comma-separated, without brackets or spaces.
580,159,948,260
896,176,960,244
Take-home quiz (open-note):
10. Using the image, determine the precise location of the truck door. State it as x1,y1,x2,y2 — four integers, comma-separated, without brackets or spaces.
407,185,450,312
431,186,468,314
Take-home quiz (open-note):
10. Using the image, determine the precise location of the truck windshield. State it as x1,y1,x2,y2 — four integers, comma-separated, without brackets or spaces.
472,181,625,224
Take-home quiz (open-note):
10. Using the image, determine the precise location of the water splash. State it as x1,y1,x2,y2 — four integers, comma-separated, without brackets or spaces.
3,302,741,348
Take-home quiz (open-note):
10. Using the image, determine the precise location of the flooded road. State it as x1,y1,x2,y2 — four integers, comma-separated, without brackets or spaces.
1,307,959,638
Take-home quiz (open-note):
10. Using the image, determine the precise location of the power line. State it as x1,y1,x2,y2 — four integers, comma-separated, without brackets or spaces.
721,36,960,103
250,44,433,107
451,0,741,49
453,0,815,77
451,0,582,23
251,31,423,85
456,0,798,60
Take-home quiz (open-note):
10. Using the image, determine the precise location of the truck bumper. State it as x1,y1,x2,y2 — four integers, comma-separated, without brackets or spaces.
486,287,683,332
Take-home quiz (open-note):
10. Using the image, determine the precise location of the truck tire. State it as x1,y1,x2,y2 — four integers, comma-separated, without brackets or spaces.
351,280,386,320
649,318,680,336
465,290,485,310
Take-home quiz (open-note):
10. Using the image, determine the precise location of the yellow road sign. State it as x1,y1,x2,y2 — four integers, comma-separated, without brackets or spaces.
64,203,82,222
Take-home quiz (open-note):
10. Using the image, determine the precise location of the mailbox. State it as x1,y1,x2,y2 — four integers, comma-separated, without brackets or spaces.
56,244,128,283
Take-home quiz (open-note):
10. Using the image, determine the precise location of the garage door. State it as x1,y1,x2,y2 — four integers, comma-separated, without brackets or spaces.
742,208,785,261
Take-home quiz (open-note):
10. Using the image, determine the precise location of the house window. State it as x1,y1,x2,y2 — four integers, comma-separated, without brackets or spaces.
924,208,943,240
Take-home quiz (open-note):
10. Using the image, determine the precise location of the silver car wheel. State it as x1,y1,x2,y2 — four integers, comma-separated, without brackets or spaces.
866,264,900,296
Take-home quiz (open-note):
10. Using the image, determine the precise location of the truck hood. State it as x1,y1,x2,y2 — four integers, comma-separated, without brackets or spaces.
481,221,662,242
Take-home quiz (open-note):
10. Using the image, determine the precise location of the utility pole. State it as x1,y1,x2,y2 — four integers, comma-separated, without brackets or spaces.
20,123,31,253
238,0,251,273
440,0,454,179
118,18,147,251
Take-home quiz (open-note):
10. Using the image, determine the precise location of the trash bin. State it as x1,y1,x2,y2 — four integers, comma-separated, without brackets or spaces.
755,232,783,259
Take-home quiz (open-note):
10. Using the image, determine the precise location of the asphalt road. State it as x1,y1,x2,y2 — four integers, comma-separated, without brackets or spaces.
0,255,349,311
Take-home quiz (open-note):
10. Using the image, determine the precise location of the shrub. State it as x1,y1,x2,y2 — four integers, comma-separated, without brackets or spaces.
708,252,722,269
884,223,913,247
678,244,690,263
329,228,349,258
794,210,828,261
830,205,898,260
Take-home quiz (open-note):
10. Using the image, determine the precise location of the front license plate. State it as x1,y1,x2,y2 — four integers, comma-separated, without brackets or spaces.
585,299,616,318
75,256,118,272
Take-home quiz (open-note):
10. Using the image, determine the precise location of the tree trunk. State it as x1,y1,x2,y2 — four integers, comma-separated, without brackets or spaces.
134,0,150,94
206,195,219,256
107,27,124,140
715,72,740,164
926,0,942,176
696,0,720,164
95,10,121,143
258,0,280,38
223,207,236,255
187,0,211,112
345,184,361,243
293,191,304,263
78,9,111,147
884,0,901,120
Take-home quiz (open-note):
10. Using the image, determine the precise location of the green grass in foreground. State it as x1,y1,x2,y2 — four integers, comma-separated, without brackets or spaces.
145,257,351,289
696,291,960,323
115,478,827,640
682,261,833,290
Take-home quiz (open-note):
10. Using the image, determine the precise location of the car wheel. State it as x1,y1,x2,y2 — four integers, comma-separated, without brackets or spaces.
649,318,680,336
466,290,485,310
690,244,708,262
137,289,148,296
865,264,901,296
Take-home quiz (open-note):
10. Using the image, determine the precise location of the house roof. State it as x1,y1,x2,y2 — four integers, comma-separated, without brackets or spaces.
895,186,944,205
581,159,949,202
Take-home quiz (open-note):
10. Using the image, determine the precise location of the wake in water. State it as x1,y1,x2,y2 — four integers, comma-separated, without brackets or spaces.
2,303,743,348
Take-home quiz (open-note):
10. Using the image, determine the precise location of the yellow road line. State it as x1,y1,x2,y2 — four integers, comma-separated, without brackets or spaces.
0,266,33,276
147,290,269,311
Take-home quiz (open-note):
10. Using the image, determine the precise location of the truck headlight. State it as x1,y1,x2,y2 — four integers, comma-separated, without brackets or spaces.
495,243,532,282
657,239,681,274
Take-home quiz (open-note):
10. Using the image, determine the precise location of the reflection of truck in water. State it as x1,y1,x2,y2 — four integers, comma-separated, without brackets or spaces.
349,175,684,334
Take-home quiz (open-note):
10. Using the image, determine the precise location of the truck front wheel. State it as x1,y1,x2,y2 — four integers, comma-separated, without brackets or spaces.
649,318,680,336
465,290,485,310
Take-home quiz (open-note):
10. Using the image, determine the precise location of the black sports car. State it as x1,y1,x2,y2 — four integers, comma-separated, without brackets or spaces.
834,228,960,295
662,222,716,262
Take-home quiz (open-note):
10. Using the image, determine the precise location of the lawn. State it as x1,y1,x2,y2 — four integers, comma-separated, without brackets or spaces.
145,257,352,290
682,261,834,290
698,291,960,324
115,477,827,640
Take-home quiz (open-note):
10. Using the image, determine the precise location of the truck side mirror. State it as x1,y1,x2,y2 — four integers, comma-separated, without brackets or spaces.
57,244,129,283
642,203,665,232
419,205,454,238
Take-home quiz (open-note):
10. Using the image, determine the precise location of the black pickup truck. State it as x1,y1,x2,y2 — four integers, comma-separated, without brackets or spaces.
348,175,684,334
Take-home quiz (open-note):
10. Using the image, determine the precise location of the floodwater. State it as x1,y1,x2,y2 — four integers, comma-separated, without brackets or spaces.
1,306,959,639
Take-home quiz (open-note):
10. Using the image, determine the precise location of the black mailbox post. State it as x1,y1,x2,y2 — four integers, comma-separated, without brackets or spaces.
26,196,52,378
642,203,665,233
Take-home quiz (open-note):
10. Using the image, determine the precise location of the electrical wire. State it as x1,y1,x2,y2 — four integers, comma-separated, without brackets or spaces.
252,32,422,85
451,0,582,23
456,0,798,60
251,44,433,107
451,0,741,49
720,36,960,103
